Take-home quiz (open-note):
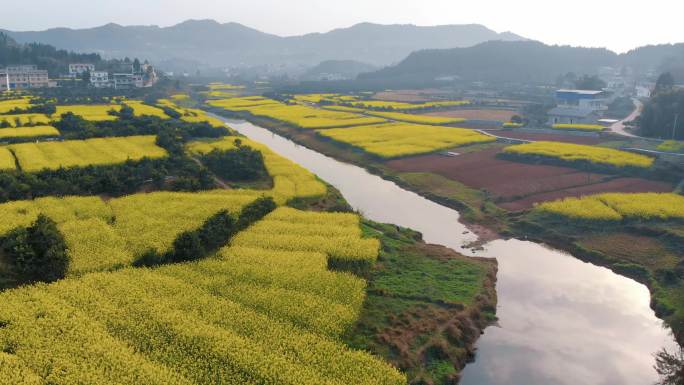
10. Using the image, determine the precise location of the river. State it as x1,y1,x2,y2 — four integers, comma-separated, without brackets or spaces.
223,117,677,385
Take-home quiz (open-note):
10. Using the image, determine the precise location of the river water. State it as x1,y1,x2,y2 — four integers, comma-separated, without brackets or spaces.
224,117,677,385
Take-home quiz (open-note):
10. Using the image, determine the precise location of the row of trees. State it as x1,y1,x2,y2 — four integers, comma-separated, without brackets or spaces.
135,196,276,267
639,73,684,140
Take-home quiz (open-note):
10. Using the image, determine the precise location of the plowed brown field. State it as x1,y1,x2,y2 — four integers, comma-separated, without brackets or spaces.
386,148,673,211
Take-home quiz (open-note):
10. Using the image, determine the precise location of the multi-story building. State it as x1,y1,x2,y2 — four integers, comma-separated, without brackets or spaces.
547,89,609,125
90,71,110,88
112,73,144,90
0,65,50,91
68,63,96,77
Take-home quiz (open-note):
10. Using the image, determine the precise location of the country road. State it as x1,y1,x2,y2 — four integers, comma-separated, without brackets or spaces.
610,98,642,137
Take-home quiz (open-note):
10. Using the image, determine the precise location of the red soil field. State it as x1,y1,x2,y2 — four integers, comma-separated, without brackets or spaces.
424,109,518,122
386,148,673,211
481,130,607,145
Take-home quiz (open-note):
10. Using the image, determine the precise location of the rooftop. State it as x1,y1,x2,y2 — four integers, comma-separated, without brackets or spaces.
556,89,605,95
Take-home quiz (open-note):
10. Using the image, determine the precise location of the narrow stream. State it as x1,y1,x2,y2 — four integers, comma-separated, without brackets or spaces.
224,117,677,385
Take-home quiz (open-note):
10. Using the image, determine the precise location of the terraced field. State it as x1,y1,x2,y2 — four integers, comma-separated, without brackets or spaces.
53,104,122,121
317,122,495,158
8,135,167,172
0,126,59,139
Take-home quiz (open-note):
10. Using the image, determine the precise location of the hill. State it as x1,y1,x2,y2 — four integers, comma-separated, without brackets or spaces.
2,20,526,69
0,32,102,76
358,40,684,87
301,60,378,81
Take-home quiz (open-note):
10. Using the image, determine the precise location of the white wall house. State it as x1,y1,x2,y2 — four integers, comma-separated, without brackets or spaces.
548,89,608,125
0,65,50,91
68,63,96,77
90,71,110,88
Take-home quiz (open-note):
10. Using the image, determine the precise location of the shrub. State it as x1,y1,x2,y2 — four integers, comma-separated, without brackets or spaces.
1,214,69,283
236,196,277,231
198,210,236,250
171,230,205,263
201,144,268,181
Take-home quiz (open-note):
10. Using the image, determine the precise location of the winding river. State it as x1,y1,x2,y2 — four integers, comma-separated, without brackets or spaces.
222,117,677,385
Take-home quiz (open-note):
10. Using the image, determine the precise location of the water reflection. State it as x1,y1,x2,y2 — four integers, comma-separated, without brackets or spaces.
224,118,677,385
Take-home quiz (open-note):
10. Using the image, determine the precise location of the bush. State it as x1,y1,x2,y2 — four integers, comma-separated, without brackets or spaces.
198,210,236,250
1,214,69,283
171,230,205,263
201,145,268,181
237,196,277,231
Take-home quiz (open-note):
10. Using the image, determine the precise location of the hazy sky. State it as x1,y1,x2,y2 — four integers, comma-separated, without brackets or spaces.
4,0,682,53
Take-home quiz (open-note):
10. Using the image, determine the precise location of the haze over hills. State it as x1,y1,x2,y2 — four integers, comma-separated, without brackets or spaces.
2,20,526,70
358,40,684,87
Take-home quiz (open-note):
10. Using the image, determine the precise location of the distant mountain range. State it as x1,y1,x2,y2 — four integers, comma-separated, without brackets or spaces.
358,40,684,87
1,20,526,70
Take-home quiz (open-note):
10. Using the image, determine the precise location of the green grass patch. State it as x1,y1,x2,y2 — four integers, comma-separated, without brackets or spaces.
345,220,497,385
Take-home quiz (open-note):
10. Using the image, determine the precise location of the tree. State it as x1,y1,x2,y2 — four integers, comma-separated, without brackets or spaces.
133,58,142,74
655,72,676,95
236,197,276,231
171,230,205,262
574,74,607,90
655,348,684,385
1,214,69,283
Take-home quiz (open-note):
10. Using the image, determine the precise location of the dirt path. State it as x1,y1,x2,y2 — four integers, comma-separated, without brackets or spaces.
190,156,231,189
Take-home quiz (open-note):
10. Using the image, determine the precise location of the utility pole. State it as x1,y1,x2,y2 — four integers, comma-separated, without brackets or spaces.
674,113,680,140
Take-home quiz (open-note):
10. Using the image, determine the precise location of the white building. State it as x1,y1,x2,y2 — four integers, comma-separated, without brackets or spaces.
90,71,110,88
548,89,608,125
0,65,50,91
112,73,143,90
68,63,95,77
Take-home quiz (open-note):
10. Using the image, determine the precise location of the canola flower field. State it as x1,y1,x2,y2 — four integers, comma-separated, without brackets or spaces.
0,206,404,385
0,147,15,170
157,99,226,128
0,113,50,127
362,110,466,125
8,135,168,172
551,123,605,132
0,136,327,276
53,104,121,121
317,122,495,158
535,192,684,221
187,136,327,204
657,140,684,153
503,141,655,169
0,126,60,139
0,123,405,384
347,99,470,111
210,97,386,129
0,97,32,113
124,100,170,119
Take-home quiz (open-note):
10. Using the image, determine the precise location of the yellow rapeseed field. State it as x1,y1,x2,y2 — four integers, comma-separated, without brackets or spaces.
657,140,684,153
503,141,654,169
9,135,167,172
0,126,60,139
187,136,327,204
317,122,495,158
211,98,387,129
0,113,50,127
53,104,121,121
347,100,470,111
0,147,16,170
208,96,280,110
363,110,466,125
124,100,170,119
536,193,684,221
0,97,32,113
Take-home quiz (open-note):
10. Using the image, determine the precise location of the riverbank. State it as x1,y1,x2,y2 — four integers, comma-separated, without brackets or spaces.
210,107,684,348
292,177,498,384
